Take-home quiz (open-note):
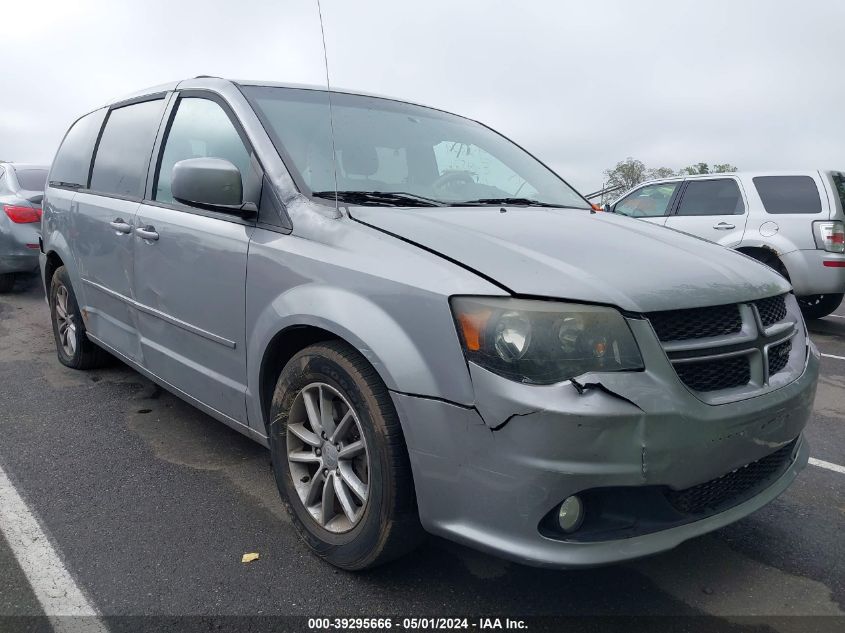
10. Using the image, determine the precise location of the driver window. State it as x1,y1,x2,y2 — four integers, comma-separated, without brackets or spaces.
432,141,538,198
615,182,679,217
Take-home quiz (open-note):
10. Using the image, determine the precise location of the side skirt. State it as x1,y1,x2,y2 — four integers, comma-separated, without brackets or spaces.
86,332,270,448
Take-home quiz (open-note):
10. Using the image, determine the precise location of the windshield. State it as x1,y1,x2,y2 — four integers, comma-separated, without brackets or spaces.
243,86,589,209
14,168,48,192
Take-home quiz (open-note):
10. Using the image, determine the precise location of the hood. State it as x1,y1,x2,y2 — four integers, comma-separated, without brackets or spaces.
350,206,791,312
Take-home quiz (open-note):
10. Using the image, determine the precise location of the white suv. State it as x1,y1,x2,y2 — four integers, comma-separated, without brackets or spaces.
610,171,845,319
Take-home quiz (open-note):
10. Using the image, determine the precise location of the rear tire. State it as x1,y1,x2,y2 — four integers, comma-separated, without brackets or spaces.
0,273,14,293
798,293,844,320
49,266,111,369
268,340,424,570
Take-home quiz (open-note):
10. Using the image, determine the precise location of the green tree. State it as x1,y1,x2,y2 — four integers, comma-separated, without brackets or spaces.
681,162,711,175
712,163,738,173
681,162,738,175
647,166,676,180
601,157,648,203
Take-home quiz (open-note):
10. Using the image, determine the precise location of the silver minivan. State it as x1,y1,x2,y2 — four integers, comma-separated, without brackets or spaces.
41,77,819,570
610,171,845,319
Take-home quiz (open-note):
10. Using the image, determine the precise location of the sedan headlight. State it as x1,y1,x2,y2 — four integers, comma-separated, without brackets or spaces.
451,297,643,385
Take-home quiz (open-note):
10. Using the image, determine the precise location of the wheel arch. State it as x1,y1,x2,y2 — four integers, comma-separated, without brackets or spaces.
257,323,341,431
41,226,82,297
43,250,65,292
736,245,791,281
248,285,474,434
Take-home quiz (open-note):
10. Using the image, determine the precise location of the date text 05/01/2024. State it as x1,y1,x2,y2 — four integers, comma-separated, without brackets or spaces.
307,617,528,630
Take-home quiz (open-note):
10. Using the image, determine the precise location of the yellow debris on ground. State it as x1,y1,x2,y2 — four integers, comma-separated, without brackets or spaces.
241,552,260,563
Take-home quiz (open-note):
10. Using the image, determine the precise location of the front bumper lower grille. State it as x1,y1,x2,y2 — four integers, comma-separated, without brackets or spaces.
543,439,801,543
665,440,796,515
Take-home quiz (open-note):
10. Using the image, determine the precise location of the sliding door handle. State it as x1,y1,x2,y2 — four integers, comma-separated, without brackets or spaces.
713,222,735,230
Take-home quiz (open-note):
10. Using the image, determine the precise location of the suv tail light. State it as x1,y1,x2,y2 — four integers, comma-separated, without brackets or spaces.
813,221,845,253
3,205,42,224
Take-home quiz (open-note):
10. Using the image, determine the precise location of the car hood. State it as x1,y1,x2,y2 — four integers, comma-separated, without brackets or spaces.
349,206,791,312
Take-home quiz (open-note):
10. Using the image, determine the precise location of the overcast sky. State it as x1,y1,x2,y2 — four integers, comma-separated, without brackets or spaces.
3,0,844,193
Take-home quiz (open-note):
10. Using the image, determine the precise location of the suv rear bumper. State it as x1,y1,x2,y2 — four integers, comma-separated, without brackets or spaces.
393,340,818,568
782,249,845,296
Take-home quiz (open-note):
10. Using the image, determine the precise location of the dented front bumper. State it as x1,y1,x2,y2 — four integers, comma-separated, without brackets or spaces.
392,319,819,568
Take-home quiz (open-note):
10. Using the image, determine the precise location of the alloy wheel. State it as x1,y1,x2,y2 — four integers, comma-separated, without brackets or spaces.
286,382,370,533
54,285,78,357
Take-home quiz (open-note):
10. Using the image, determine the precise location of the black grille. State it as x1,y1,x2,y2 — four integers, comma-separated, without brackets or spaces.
647,304,742,342
666,440,796,515
675,355,750,392
755,294,787,326
769,340,792,376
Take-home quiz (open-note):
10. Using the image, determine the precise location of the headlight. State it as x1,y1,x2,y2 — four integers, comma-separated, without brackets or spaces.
451,297,643,385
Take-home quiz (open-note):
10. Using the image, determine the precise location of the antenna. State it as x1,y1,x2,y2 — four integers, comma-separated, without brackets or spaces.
316,0,338,211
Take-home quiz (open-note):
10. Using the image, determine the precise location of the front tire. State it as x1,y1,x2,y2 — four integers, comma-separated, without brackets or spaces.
268,341,423,570
798,293,844,320
49,266,110,369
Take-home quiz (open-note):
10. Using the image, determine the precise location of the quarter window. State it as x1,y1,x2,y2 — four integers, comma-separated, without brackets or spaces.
831,172,845,213
676,179,744,216
49,108,107,188
615,182,679,217
155,98,252,204
90,99,165,198
753,176,821,214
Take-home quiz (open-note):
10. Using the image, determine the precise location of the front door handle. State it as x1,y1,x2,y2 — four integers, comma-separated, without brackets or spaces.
109,218,132,234
135,226,159,241
713,222,735,230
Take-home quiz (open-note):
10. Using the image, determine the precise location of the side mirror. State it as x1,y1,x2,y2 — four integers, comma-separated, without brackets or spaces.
171,157,255,216
604,203,612,213
26,193,44,205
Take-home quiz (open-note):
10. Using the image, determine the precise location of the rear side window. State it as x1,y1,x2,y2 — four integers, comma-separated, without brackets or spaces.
49,109,107,188
14,168,48,192
90,99,165,198
676,179,744,216
753,176,821,214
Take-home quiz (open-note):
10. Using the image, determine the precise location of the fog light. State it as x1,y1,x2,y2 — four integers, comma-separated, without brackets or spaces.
558,495,584,533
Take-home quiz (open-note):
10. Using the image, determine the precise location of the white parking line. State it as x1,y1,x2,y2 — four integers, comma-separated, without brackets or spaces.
0,464,108,632
821,353,845,361
809,458,845,475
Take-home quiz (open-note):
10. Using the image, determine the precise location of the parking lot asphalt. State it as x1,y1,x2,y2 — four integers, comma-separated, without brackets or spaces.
0,273,842,626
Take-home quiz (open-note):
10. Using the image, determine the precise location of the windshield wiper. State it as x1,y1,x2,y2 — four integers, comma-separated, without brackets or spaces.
312,190,446,207
455,197,577,208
